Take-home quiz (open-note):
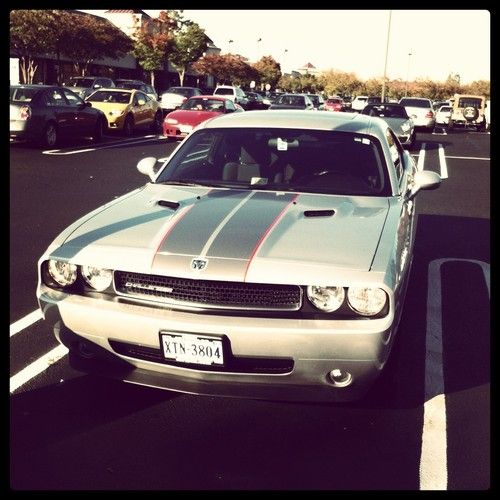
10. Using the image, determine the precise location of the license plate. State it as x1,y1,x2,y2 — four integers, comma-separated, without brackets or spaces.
160,332,224,365
179,124,193,134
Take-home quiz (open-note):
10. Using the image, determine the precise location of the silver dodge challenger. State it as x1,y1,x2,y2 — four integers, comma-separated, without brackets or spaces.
37,110,441,402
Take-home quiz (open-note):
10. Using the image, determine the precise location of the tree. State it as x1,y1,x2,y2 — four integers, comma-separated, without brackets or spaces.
318,69,362,97
168,21,208,86
131,10,179,89
192,53,256,87
10,10,59,84
57,12,132,77
252,56,282,90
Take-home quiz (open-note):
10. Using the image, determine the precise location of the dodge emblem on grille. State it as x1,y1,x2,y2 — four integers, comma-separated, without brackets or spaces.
191,257,208,271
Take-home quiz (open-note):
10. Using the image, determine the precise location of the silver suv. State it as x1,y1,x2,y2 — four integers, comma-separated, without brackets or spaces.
65,76,115,100
214,85,249,109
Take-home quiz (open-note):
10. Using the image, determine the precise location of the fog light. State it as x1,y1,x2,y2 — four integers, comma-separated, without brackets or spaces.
328,368,353,387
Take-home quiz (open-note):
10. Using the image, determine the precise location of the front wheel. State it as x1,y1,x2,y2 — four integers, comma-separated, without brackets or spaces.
122,115,134,137
150,111,163,133
92,118,106,143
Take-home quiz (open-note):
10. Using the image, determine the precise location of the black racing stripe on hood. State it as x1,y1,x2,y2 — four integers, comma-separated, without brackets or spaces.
156,190,250,256
207,192,297,259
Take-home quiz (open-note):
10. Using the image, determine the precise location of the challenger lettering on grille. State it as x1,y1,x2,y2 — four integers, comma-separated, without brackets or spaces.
125,282,174,294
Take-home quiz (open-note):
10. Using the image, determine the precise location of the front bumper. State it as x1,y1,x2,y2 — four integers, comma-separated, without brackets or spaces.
39,287,399,402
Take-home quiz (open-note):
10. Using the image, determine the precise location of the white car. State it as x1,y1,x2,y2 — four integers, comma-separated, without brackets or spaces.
399,97,436,131
435,105,452,126
160,87,202,113
351,95,368,112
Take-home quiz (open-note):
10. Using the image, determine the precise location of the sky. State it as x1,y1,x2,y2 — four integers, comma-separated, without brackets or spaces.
85,9,491,84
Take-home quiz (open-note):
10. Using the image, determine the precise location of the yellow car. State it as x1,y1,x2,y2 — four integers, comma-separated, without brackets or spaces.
86,88,163,136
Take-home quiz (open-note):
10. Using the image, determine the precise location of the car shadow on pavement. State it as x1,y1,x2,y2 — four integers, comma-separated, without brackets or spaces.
10,374,176,457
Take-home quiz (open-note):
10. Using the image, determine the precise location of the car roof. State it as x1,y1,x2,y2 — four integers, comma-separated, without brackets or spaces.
190,95,227,100
195,109,387,138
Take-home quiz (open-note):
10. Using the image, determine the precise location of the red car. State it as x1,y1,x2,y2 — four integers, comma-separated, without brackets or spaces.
324,97,344,112
163,95,243,140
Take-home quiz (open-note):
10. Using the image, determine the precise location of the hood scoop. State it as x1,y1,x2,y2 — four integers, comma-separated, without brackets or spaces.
157,200,180,210
304,209,335,218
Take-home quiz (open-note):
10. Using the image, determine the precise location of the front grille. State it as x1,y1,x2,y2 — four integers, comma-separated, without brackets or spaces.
114,271,302,311
109,340,294,374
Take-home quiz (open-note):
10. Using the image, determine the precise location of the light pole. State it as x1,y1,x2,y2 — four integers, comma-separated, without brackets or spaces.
283,49,288,74
405,52,412,97
381,10,392,103
257,37,262,60
228,39,233,53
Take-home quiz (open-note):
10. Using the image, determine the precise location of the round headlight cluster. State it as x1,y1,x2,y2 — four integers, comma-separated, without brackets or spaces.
47,259,77,287
347,287,387,316
81,265,113,291
307,285,387,316
307,286,345,312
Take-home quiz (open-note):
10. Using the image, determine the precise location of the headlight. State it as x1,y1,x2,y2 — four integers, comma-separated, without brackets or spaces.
165,118,178,124
47,259,77,287
347,287,387,316
401,122,410,132
307,286,345,312
109,109,125,117
81,265,113,291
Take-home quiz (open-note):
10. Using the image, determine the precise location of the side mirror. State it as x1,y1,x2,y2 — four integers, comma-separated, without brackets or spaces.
137,156,158,181
407,170,441,200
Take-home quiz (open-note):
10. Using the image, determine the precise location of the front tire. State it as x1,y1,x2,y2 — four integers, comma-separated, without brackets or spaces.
150,111,163,133
92,118,106,143
123,115,134,137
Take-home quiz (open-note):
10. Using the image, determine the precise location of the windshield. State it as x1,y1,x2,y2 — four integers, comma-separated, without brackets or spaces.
167,87,196,96
363,104,408,119
87,90,131,104
400,98,431,108
67,78,94,88
116,82,141,90
275,95,305,106
457,97,483,108
181,98,225,111
214,88,233,96
156,128,390,197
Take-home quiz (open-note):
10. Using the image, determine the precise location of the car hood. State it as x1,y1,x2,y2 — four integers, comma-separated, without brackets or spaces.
379,117,409,132
50,184,389,283
167,109,221,124
88,101,129,112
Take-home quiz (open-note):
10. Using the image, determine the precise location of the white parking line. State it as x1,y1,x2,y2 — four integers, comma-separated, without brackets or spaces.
438,144,448,179
10,344,68,393
10,309,43,337
420,258,490,490
445,156,490,161
417,142,426,171
42,135,167,155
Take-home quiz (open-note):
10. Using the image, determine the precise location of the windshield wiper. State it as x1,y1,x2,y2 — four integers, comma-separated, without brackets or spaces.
156,180,223,188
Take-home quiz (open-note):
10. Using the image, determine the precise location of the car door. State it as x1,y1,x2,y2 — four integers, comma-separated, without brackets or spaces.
44,88,76,138
132,91,151,125
62,88,96,135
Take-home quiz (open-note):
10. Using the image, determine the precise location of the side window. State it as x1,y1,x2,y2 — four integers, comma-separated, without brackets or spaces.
46,89,67,106
62,89,84,106
386,129,404,182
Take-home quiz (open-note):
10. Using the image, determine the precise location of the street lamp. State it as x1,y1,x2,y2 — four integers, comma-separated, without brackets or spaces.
283,48,288,74
381,10,392,102
228,39,233,53
405,52,412,97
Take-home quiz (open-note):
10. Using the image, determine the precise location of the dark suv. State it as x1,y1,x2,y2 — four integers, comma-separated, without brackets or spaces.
65,76,115,100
